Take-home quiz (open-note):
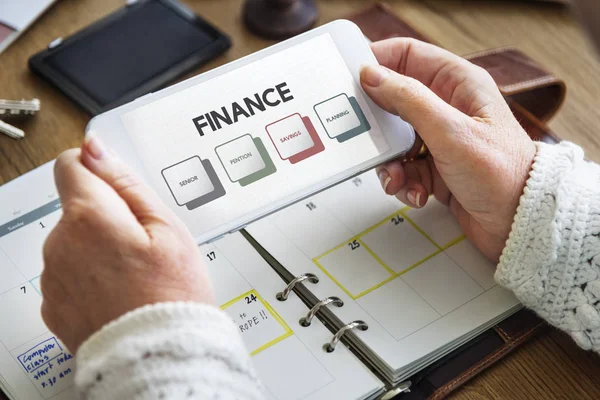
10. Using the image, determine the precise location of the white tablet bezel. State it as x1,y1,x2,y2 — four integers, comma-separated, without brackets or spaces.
87,19,415,244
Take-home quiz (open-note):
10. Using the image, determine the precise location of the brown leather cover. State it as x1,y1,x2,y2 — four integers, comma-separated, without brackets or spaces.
347,3,558,399
508,99,560,144
399,309,546,400
465,48,566,123
348,2,563,146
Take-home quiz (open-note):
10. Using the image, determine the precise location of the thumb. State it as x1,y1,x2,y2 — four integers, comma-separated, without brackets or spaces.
80,134,172,226
360,65,469,152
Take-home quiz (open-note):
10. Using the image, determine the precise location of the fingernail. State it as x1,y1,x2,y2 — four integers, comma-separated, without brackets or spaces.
378,168,392,194
407,190,422,208
84,135,108,160
361,65,390,87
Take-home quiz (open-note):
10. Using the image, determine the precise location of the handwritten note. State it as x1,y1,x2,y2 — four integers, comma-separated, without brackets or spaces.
221,290,292,355
17,337,74,397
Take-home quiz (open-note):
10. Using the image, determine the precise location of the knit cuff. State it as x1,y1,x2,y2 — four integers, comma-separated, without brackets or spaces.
495,141,584,305
74,302,263,398
76,302,242,365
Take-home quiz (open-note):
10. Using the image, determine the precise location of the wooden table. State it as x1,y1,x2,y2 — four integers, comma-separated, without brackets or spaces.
1,0,599,398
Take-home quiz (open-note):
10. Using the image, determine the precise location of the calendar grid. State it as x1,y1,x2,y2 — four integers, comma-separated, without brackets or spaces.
312,206,466,300
29,276,41,296
359,238,396,276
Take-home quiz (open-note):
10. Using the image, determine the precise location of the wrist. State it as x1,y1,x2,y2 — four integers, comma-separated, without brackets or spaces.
475,134,537,262
500,137,537,253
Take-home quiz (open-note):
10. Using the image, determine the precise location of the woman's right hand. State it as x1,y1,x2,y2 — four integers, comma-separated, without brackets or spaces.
360,38,537,262
41,137,215,353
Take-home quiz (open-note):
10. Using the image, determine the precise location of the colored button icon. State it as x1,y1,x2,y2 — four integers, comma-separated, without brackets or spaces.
314,93,371,142
215,134,276,186
161,156,226,210
266,113,325,164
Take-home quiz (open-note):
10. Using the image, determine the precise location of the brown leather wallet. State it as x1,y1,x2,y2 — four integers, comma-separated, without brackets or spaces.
347,3,560,399
348,2,563,145
466,48,565,124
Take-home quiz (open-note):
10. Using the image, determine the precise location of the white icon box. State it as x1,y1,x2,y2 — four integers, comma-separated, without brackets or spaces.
314,93,371,142
162,156,225,210
215,134,267,182
267,114,315,159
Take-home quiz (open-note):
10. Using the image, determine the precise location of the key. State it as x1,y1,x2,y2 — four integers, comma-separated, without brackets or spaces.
0,98,41,116
0,120,25,139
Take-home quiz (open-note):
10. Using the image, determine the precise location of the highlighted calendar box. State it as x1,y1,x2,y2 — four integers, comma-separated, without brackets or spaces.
313,93,370,142
314,238,395,299
221,290,292,356
161,156,225,210
313,207,448,299
405,200,465,248
14,336,75,397
266,113,325,164
361,216,439,274
215,134,277,186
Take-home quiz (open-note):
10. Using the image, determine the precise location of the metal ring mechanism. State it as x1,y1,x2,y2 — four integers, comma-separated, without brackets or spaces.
380,381,412,400
276,273,319,301
299,296,344,327
323,320,368,353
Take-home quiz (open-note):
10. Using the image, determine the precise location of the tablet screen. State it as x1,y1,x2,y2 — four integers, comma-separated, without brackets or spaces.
120,33,390,241
45,0,216,107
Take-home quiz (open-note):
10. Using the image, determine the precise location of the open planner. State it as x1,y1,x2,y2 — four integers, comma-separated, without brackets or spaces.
0,159,521,400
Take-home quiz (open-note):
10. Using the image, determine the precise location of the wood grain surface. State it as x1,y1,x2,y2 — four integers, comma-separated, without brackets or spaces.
1,0,599,399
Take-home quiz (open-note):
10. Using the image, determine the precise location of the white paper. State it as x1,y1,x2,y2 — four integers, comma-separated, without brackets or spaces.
0,161,74,400
0,0,55,31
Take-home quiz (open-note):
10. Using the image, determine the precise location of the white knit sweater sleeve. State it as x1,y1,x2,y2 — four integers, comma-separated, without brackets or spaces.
496,141,600,352
74,302,264,400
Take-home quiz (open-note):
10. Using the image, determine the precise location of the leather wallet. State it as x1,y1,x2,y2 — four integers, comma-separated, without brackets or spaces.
347,2,563,399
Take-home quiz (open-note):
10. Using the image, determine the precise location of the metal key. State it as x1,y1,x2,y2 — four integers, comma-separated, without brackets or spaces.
0,98,40,139
0,120,25,139
0,98,41,116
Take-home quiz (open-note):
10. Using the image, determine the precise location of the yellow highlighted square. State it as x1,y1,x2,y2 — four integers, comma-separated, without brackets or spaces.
361,214,438,274
404,200,464,248
313,207,463,300
221,289,293,356
315,240,393,298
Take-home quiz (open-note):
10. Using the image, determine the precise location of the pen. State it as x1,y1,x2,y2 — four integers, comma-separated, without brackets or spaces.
0,120,25,139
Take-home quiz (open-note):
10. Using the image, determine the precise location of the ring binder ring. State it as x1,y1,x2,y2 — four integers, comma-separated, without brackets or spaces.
380,381,412,400
299,296,344,327
276,273,319,301
323,320,368,353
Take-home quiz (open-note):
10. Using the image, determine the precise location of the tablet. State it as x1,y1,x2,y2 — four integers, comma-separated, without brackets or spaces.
88,20,416,244
29,0,231,115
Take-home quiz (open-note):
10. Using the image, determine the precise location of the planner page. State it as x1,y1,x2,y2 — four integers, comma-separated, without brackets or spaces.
206,233,383,400
247,170,521,379
0,162,383,400
0,162,73,400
